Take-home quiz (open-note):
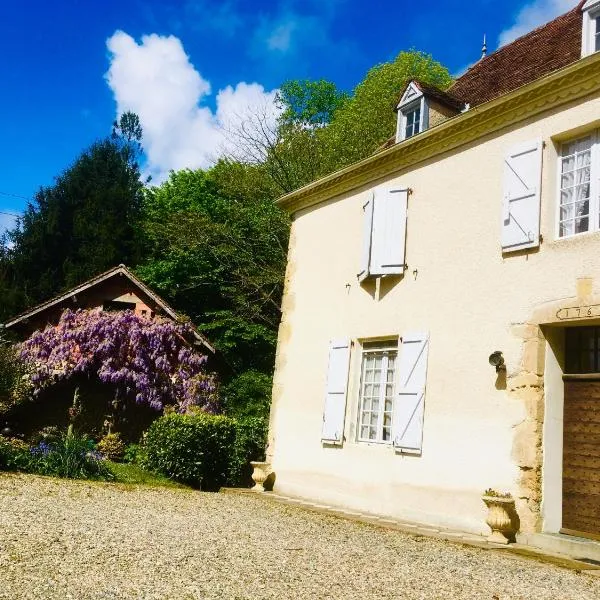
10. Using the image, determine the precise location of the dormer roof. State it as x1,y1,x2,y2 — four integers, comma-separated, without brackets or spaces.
395,80,464,113
450,2,584,107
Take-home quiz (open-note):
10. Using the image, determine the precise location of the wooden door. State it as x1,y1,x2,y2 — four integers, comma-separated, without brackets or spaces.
562,378,600,539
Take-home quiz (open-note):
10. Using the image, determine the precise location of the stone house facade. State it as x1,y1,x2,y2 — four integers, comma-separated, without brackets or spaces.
267,1,600,547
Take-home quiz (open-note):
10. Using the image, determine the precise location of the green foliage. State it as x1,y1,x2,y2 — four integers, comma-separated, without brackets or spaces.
0,345,32,413
228,416,268,487
140,412,237,490
137,167,289,374
0,432,113,480
277,79,349,127
323,50,452,170
3,127,144,314
123,443,141,464
28,432,113,480
97,432,126,461
0,437,31,471
221,370,272,421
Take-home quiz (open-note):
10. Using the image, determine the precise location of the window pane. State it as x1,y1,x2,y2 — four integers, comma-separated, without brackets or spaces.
358,348,397,443
560,220,574,237
575,216,589,234
560,137,593,237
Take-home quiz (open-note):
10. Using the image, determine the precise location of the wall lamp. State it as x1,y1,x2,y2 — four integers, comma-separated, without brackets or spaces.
488,351,506,372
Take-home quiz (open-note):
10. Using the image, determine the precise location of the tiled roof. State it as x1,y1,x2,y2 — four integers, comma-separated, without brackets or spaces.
450,2,584,107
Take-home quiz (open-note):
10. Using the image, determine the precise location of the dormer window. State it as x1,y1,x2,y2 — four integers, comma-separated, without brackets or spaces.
582,0,600,56
396,81,428,142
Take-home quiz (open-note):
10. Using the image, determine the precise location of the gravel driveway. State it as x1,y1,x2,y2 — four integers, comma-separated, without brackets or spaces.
1,474,599,600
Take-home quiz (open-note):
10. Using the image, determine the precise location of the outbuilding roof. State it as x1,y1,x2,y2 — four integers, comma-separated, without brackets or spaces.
3,264,215,353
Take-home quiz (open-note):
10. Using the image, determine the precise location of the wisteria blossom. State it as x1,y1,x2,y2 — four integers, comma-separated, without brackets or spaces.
18,309,217,413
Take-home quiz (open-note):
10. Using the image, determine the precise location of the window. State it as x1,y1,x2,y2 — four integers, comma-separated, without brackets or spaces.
357,342,397,443
321,333,429,453
558,134,596,238
404,105,421,139
395,81,429,142
582,1,600,56
566,326,600,373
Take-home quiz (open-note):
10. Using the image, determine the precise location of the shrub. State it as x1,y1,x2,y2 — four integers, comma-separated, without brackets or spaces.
28,432,113,480
228,416,268,487
97,432,125,461
123,443,140,464
140,413,236,490
0,436,31,471
0,346,32,413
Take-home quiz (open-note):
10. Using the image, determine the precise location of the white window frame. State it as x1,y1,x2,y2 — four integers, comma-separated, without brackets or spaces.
582,1,600,57
356,340,398,445
555,131,600,240
395,82,429,143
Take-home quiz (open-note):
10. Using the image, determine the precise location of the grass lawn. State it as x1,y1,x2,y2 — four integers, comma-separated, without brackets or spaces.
104,461,187,489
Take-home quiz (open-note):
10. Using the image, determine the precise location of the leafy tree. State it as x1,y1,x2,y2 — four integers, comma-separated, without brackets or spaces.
226,51,451,195
5,112,145,311
276,79,349,127
136,165,289,375
323,50,452,170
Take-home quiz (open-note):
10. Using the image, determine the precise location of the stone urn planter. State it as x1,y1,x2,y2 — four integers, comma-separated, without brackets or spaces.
250,461,275,492
482,491,519,544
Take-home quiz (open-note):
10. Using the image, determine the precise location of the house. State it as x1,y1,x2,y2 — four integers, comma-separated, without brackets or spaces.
267,1,600,552
3,264,214,353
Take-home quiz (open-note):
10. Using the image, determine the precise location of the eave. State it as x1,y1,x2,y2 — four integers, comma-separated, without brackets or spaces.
277,51,600,214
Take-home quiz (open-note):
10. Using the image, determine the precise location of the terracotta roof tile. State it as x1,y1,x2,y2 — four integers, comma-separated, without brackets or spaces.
450,2,584,107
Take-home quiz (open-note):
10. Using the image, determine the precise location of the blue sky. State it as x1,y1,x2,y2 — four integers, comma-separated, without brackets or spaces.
0,0,576,233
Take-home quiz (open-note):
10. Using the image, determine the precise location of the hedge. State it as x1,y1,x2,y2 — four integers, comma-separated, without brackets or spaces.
140,413,268,489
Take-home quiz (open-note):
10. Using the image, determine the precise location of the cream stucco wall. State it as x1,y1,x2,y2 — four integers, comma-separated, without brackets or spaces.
269,88,600,535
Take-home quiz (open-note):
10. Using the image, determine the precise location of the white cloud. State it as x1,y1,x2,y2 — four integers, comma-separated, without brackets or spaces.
105,31,280,182
498,0,576,46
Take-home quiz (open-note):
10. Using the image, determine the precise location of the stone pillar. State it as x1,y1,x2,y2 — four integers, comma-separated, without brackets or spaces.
508,323,545,533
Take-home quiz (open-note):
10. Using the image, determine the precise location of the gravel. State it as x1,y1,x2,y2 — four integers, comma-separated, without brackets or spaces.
0,473,599,600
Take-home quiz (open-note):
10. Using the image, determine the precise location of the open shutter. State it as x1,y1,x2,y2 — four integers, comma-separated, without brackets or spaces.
370,188,408,276
322,339,351,444
501,140,542,252
393,332,429,454
358,194,374,282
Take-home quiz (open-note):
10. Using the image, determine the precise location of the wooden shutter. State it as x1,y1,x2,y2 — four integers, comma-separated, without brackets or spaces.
370,187,409,276
358,194,375,283
501,140,543,252
322,339,351,444
393,332,429,454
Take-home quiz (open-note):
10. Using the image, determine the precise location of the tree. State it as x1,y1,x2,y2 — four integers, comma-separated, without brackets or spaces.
136,165,290,375
5,114,145,312
224,51,451,195
322,51,452,170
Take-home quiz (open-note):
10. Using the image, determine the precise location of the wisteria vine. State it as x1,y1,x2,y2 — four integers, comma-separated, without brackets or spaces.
18,309,217,413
